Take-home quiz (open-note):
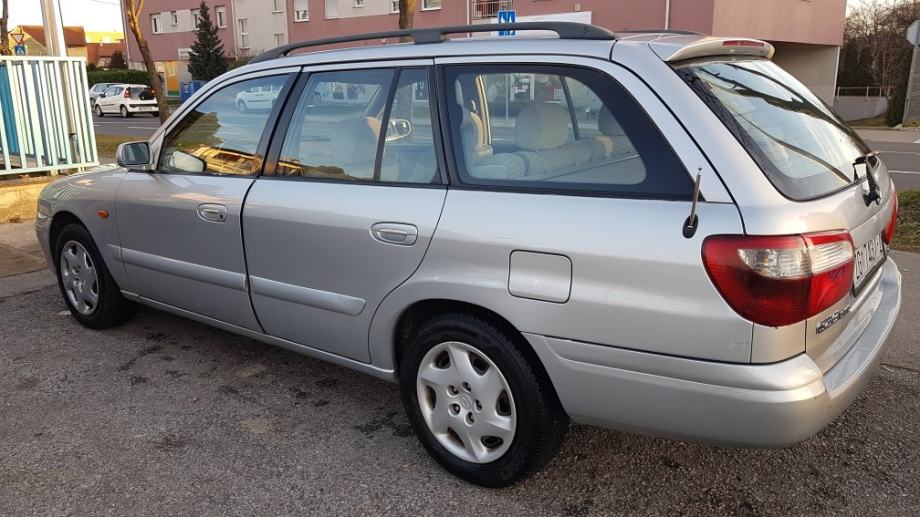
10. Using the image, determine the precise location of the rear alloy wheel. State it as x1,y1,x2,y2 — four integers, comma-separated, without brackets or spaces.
120,105,132,118
400,312,568,487
94,104,103,117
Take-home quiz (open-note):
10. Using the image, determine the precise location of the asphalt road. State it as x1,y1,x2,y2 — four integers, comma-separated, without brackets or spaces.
93,113,163,138
863,138,920,191
1,251,919,516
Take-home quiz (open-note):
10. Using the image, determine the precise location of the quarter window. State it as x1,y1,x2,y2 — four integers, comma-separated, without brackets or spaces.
159,75,290,176
277,68,438,184
444,65,692,197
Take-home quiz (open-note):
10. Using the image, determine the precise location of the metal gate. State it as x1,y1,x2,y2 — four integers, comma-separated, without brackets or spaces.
0,56,98,176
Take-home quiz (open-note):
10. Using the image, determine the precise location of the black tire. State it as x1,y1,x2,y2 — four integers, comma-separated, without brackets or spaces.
53,223,134,329
399,311,568,487
121,105,132,118
94,104,103,117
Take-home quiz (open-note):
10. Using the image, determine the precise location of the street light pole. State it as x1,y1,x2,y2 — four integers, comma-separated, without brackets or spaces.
904,20,920,125
39,0,66,57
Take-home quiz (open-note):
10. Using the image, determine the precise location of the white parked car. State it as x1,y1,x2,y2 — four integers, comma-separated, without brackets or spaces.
88,82,117,104
93,84,159,118
234,82,282,112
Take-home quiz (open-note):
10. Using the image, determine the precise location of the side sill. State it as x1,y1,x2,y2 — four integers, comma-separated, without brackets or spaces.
122,291,397,383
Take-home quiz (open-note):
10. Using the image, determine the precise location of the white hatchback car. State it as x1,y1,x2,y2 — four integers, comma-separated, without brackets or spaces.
93,84,159,118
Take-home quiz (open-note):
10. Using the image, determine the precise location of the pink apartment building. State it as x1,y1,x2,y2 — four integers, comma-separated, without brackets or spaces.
125,0,846,101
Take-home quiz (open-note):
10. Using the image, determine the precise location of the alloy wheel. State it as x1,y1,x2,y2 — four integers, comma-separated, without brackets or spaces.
59,240,99,316
415,341,516,463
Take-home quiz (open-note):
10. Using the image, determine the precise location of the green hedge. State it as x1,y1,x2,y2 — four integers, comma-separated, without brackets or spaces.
87,69,151,87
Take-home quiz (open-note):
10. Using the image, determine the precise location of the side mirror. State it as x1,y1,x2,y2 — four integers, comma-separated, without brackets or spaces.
116,141,153,170
164,149,207,173
99,92,106,98
386,118,412,142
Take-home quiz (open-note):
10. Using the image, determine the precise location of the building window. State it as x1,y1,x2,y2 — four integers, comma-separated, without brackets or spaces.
273,0,284,13
170,11,179,25
193,10,203,27
422,0,441,10
294,0,309,21
151,14,162,34
216,6,227,28
325,0,339,19
274,33,286,47
390,0,399,13
353,0,365,7
239,18,249,49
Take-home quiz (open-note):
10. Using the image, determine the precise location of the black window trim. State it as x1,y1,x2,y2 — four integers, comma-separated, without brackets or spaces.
434,62,697,201
260,65,447,188
152,71,298,178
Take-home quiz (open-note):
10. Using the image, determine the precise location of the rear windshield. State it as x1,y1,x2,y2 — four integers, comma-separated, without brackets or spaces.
675,59,870,200
128,86,155,100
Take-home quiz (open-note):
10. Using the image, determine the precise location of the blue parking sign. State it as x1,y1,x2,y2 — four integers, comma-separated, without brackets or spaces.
498,10,516,36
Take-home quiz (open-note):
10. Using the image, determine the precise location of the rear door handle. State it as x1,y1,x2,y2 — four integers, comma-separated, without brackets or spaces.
197,203,228,223
371,223,418,246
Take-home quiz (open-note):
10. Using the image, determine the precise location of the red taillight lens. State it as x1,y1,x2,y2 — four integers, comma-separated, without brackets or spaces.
124,89,130,98
883,191,898,244
722,39,765,48
702,231,854,327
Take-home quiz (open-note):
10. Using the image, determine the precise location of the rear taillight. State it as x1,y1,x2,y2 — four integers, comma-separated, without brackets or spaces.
702,231,854,327
722,40,766,48
124,89,130,98
883,190,898,244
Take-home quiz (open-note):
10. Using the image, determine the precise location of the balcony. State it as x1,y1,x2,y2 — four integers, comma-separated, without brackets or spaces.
471,0,514,22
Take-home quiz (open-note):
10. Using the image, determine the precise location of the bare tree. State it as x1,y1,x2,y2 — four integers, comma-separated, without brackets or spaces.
123,0,169,122
842,0,920,89
1,0,10,56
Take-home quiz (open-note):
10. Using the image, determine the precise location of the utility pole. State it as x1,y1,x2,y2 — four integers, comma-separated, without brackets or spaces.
40,0,66,56
904,20,920,124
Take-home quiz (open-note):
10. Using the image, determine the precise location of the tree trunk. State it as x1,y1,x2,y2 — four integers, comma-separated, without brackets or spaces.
1,0,10,56
124,0,169,123
398,0,417,41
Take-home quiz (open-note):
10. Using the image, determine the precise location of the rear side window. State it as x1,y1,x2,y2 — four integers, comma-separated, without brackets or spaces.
443,64,692,198
675,59,870,200
128,86,154,100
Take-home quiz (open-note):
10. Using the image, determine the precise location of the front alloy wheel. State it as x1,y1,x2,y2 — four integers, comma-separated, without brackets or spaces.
59,240,99,315
416,341,516,463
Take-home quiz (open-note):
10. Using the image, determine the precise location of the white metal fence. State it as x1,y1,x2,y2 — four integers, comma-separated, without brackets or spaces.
0,55,98,176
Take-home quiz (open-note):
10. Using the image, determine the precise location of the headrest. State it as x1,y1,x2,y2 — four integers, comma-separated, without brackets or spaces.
514,103,569,151
333,117,381,166
598,107,624,137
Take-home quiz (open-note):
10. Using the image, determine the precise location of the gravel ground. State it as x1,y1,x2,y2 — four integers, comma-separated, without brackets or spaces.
1,255,919,516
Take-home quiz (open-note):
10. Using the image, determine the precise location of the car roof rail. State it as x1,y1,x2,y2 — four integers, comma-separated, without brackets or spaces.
249,22,617,64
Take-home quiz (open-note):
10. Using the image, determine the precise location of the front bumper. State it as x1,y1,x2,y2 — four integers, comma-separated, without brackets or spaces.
35,211,54,269
526,258,902,447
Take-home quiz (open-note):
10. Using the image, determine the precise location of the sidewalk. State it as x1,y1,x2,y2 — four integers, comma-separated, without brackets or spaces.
0,220,47,277
855,127,920,144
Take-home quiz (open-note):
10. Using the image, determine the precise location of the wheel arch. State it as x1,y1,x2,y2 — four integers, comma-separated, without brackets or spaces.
49,211,87,251
390,298,562,406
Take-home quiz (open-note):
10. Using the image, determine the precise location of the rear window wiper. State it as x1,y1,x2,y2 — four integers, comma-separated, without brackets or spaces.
853,151,881,206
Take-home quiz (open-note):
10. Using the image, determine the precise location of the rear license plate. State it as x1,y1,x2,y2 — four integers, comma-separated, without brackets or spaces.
853,233,885,292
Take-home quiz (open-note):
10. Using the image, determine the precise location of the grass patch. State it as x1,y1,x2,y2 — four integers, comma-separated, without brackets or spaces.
848,114,888,127
95,134,142,159
892,190,920,253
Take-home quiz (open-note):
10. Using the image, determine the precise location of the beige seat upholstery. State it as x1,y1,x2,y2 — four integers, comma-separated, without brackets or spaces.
513,103,603,176
329,117,398,181
455,80,526,180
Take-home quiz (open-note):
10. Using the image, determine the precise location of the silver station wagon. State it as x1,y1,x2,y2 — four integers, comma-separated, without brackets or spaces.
37,23,902,487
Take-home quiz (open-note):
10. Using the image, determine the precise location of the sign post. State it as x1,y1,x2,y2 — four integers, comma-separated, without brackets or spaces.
904,20,920,124
498,10,516,37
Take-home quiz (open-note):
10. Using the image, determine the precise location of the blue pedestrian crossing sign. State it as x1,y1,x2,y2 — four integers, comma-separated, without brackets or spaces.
14,45,26,56
498,10,516,36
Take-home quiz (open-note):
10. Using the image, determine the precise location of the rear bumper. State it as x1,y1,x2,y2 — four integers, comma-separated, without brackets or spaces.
527,258,901,447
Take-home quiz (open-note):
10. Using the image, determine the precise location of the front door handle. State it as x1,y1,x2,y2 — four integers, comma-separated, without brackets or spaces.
197,203,228,223
371,223,418,246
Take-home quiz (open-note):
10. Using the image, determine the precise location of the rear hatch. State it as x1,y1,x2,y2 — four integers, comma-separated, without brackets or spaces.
664,41,897,369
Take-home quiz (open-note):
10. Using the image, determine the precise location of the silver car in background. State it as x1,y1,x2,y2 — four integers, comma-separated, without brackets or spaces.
36,23,901,487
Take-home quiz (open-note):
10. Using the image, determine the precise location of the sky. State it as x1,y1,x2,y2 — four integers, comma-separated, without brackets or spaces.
4,0,875,34
8,0,124,33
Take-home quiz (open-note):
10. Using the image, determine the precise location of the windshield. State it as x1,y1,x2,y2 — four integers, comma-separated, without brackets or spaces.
128,86,155,100
675,59,870,200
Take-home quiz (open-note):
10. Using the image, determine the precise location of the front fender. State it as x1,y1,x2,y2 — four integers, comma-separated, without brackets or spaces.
38,164,132,292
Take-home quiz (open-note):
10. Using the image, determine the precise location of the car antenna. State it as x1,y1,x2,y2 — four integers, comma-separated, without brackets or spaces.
683,169,702,239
